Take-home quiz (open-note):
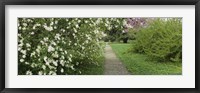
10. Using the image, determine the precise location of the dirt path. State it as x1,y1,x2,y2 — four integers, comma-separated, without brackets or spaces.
104,44,130,75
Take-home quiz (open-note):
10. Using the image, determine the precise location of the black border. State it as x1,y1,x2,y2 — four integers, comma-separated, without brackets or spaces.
0,0,200,93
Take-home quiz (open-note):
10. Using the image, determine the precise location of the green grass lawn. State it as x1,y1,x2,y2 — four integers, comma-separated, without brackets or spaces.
110,44,182,75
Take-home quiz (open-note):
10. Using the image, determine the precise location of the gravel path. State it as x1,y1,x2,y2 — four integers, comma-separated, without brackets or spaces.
104,44,130,75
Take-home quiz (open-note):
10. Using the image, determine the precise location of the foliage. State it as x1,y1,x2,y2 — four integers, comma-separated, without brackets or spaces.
120,18,149,42
126,28,137,40
18,18,105,75
132,18,182,62
98,18,125,42
125,18,151,41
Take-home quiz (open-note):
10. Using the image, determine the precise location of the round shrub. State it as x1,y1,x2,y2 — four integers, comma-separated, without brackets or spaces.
132,18,182,62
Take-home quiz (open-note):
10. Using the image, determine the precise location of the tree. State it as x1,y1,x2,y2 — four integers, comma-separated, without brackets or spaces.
98,18,125,42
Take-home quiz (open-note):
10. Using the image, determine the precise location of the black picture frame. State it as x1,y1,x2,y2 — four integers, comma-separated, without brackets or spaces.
0,0,199,93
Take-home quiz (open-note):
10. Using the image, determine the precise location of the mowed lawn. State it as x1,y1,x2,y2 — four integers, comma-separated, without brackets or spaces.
110,44,182,75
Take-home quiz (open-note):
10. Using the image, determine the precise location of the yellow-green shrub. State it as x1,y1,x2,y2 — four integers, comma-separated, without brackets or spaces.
133,18,182,62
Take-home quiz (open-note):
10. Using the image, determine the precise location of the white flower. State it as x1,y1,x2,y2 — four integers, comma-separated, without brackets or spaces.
74,43,77,46
31,51,36,57
31,63,36,68
43,56,48,62
22,55,26,58
31,32,34,35
85,40,89,44
50,22,54,25
48,65,56,70
61,29,65,32
18,33,21,37
36,46,41,53
87,36,91,40
48,46,55,52
36,48,40,53
75,24,79,28
61,68,64,73
49,71,56,75
55,20,58,24
105,24,108,27
60,60,65,66
78,20,81,23
20,59,24,62
42,65,46,70
26,70,32,75
82,46,85,50
40,40,44,45
27,19,31,22
70,65,75,70
36,23,41,26
43,25,53,31
52,73,57,75
51,41,56,46
25,62,29,65
18,43,23,47
59,48,63,51
74,28,77,33
44,37,49,42
76,62,79,65
21,50,26,55
96,30,99,33
26,43,31,47
52,52,59,58
45,61,50,66
22,27,26,30
23,23,27,27
18,26,22,30
18,47,21,51
108,26,112,30
85,20,88,23
54,26,57,29
53,60,58,66
55,34,61,40
72,33,75,37
70,54,72,57
38,71,43,75
68,57,72,62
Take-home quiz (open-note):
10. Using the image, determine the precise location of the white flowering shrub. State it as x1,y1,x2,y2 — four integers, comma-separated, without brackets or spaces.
18,18,105,75
97,18,125,42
